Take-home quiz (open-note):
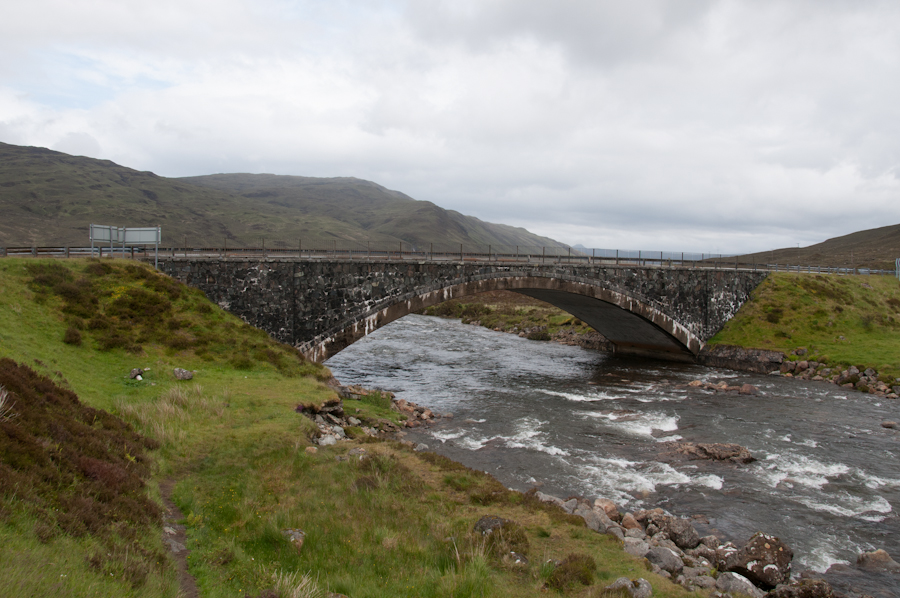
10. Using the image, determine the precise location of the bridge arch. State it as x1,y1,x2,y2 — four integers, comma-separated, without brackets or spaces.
303,275,702,362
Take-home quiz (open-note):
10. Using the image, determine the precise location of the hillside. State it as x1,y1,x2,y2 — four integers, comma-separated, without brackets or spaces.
0,142,564,250
179,172,562,249
734,224,900,270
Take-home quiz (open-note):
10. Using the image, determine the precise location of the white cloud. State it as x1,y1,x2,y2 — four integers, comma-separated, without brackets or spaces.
1,0,899,253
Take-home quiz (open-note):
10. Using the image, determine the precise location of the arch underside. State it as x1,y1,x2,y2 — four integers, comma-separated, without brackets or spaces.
305,275,701,363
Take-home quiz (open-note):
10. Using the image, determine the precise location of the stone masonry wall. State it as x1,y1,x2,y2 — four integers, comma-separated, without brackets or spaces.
158,258,767,359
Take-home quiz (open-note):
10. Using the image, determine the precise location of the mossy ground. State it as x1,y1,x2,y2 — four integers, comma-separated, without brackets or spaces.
709,272,900,379
0,258,694,597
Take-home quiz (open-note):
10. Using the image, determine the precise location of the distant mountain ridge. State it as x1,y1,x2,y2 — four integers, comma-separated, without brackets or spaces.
0,142,565,250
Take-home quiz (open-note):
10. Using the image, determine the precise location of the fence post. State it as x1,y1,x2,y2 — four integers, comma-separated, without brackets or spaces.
460,244,463,262
542,247,545,264
615,249,618,265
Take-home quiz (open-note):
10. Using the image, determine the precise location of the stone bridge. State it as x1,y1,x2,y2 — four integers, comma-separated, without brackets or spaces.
158,258,768,363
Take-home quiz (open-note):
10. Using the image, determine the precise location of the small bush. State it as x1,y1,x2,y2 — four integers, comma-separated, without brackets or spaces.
527,330,551,341
62,326,82,346
546,553,596,590
765,307,783,324
106,288,172,320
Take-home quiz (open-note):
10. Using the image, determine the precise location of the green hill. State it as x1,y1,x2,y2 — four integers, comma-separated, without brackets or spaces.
0,142,565,250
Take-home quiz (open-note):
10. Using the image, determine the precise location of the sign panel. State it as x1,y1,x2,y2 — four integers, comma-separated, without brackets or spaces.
123,227,161,245
90,225,160,245
90,224,123,243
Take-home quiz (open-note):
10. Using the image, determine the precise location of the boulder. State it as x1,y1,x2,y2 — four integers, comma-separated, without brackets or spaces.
699,535,719,548
646,546,684,575
621,513,642,530
653,516,700,550
577,507,606,532
304,446,318,454
603,577,652,598
280,529,306,554
561,498,578,514
856,549,900,573
669,442,756,464
623,537,650,558
684,575,716,590
769,579,836,598
881,421,898,429
593,497,621,521
739,383,759,395
535,491,565,509
318,435,337,446
633,508,664,525
606,526,625,541
173,368,193,380
129,368,143,379
715,541,739,570
473,515,512,535
724,532,793,588
716,571,765,598
686,543,717,563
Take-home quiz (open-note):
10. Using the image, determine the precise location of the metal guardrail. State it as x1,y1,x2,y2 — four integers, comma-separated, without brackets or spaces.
0,244,895,275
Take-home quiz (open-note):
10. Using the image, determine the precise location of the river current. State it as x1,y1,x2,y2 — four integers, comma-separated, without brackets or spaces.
325,314,900,596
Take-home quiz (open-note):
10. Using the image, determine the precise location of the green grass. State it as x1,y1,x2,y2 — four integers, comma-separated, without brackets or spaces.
0,258,695,597
710,272,900,379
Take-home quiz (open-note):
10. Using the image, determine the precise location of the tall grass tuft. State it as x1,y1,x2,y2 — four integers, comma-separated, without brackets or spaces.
0,384,17,422
270,570,323,598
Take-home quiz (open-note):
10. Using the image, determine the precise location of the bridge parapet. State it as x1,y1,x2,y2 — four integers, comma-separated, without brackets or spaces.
158,258,767,362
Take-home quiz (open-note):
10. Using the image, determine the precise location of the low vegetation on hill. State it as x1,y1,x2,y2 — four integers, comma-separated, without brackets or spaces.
0,258,690,597
709,272,900,379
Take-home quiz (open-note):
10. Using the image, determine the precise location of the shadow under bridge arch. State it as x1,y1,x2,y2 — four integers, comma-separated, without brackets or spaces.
309,276,701,362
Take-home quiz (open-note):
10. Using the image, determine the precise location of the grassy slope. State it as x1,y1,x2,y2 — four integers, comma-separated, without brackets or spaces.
0,142,564,250
0,258,690,598
709,272,900,378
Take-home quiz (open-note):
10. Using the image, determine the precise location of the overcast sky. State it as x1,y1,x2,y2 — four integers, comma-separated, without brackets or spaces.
2,0,899,253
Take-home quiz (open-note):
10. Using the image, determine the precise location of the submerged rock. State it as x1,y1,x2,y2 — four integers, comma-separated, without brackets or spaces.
856,548,900,573
667,441,756,464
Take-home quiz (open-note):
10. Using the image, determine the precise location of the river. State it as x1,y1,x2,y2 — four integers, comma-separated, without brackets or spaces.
325,314,900,596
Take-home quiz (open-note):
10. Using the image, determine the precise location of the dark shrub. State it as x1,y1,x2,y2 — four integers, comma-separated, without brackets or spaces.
547,553,596,590
63,327,82,346
106,288,172,321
